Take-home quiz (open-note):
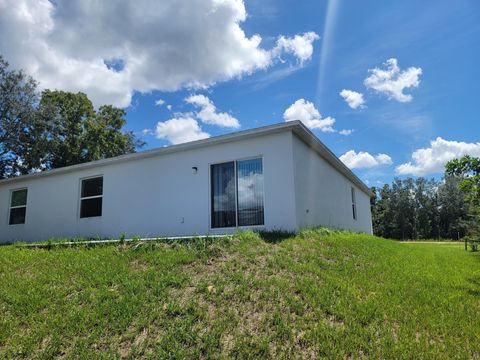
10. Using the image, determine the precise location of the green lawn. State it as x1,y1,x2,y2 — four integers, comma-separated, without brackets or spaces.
0,229,479,359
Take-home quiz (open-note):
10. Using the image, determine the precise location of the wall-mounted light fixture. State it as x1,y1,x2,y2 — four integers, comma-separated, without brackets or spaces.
192,166,198,174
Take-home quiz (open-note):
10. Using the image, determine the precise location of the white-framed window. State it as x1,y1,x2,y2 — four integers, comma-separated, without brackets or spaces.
9,188,28,225
351,187,357,220
80,176,103,218
211,158,264,228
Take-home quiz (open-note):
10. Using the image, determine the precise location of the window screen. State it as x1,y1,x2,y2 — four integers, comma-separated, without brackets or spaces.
9,189,27,225
80,177,103,218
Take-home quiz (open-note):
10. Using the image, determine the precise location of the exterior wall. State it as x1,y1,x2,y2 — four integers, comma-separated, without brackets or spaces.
292,133,373,234
0,132,297,243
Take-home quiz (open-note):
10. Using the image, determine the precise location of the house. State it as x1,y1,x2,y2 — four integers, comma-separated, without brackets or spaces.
0,121,373,243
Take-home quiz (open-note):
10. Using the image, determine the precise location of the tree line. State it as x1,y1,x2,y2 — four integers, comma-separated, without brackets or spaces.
0,55,144,179
371,156,480,240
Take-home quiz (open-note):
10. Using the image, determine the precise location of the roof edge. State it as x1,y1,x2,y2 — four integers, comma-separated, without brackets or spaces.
0,120,374,197
0,121,300,185
291,122,374,198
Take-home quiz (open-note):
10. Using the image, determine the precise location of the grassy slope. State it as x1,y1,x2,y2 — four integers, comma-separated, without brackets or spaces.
0,230,479,359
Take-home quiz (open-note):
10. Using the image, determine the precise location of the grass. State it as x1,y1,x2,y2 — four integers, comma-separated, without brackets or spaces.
0,229,479,359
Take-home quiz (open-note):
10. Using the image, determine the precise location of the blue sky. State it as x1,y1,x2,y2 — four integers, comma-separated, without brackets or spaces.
1,0,479,186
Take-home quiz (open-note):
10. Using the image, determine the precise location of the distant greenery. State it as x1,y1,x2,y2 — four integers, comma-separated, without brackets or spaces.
446,155,480,237
0,229,479,358
371,176,471,240
0,55,144,179
371,156,480,240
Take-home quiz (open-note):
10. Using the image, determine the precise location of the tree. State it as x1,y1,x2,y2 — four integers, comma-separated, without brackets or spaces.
83,105,143,162
38,90,145,169
0,55,41,178
437,176,470,239
39,90,146,168
371,176,469,240
38,90,95,169
445,155,480,206
1,56,144,178
445,155,480,236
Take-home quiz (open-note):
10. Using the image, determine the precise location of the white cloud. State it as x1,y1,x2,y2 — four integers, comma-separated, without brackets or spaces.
166,105,172,111
185,94,240,128
364,58,422,102
396,137,480,175
273,32,320,64
155,117,210,145
155,99,165,107
339,89,365,109
0,0,318,107
283,99,335,132
340,150,393,169
339,129,353,136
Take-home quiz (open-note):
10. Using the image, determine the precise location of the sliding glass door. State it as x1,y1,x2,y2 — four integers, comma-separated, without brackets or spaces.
211,158,264,228
211,162,236,228
236,158,264,226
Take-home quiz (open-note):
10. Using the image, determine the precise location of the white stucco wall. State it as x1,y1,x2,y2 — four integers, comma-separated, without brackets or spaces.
292,133,373,234
0,131,297,243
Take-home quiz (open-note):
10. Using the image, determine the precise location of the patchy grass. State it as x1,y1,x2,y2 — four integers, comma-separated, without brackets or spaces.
0,229,479,359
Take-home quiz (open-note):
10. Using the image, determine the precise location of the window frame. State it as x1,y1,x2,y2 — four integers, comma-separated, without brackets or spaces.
351,186,357,221
209,156,265,230
79,175,104,219
8,188,28,225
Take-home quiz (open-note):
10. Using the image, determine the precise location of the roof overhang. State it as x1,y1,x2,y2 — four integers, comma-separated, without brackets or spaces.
0,121,374,197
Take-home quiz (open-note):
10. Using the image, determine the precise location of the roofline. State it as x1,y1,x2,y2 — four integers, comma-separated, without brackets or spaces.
290,123,374,197
0,120,373,197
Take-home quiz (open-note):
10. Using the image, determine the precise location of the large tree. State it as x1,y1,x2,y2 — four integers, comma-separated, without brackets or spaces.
39,90,143,169
437,176,470,239
38,90,96,169
0,55,144,178
0,55,43,178
445,155,480,206
83,105,142,163
445,155,480,236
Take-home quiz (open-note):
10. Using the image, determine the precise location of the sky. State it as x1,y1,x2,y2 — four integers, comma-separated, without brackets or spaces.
0,0,479,186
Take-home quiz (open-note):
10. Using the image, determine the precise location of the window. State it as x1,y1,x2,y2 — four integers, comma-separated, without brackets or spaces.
80,177,103,218
211,158,264,228
9,188,27,225
351,187,357,220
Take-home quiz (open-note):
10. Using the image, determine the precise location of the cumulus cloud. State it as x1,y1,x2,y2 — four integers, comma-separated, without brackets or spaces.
155,99,165,107
339,129,353,136
364,58,422,102
0,0,319,107
273,32,320,64
396,137,480,175
152,94,239,144
340,150,393,169
283,99,335,132
339,89,365,109
185,94,240,128
155,117,210,145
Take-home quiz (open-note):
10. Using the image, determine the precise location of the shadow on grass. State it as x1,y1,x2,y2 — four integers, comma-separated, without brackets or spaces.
467,277,480,297
257,230,295,244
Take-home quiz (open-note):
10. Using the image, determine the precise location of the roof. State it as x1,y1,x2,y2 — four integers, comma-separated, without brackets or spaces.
0,121,374,197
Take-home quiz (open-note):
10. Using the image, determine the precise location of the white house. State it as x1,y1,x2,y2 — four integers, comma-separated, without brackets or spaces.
0,121,373,243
